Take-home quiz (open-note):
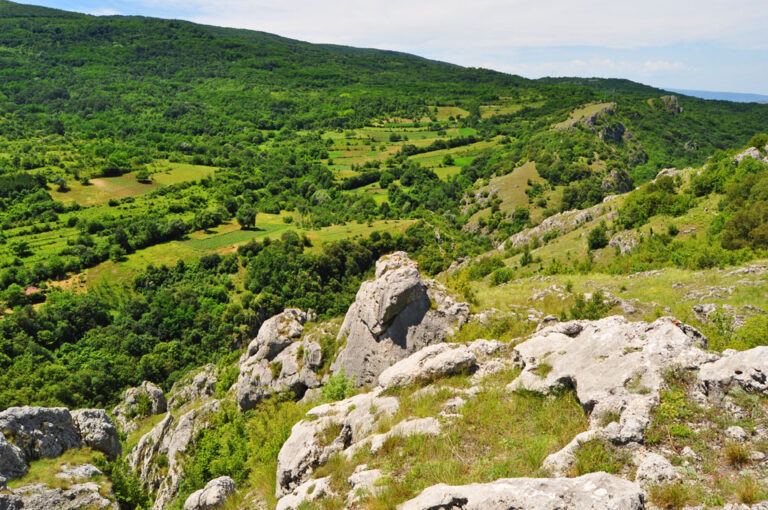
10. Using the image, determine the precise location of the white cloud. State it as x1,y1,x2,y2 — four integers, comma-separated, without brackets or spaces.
88,7,122,16
139,0,768,51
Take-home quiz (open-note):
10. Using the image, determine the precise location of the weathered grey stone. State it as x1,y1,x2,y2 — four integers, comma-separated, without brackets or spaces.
331,252,469,386
113,381,167,433
0,435,27,480
183,476,236,510
275,389,399,497
347,467,383,504
71,409,121,459
0,407,81,462
276,477,331,510
507,316,714,474
634,451,678,488
734,146,768,165
237,309,320,411
55,463,103,481
698,347,768,397
378,344,476,389
398,472,644,510
11,481,117,510
725,425,749,442
127,400,221,510
169,364,218,409
0,494,23,510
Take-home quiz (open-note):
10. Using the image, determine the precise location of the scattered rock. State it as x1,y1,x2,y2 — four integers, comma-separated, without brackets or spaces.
698,347,768,398
725,426,749,442
682,446,700,461
71,409,121,460
378,343,476,389
9,481,117,510
331,252,469,386
184,476,236,510
276,477,331,510
634,451,678,488
609,231,640,255
237,309,321,411
55,464,103,481
169,364,218,409
113,381,168,433
507,316,715,474
399,472,644,510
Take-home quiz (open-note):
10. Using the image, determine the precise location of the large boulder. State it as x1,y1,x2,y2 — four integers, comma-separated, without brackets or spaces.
697,346,768,397
507,316,714,474
184,476,236,510
71,409,121,460
113,381,167,432
399,472,644,510
169,364,218,410
0,407,81,462
128,400,221,510
236,309,321,411
331,252,469,386
378,343,476,390
0,435,26,480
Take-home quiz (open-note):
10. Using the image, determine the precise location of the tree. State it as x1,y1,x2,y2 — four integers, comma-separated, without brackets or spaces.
587,222,609,250
236,205,257,230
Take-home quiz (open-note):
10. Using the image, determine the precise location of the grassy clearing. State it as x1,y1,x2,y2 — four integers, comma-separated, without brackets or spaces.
8,447,105,490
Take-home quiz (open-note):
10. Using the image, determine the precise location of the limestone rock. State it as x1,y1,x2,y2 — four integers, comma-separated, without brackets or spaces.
734,146,768,165
10,481,117,510
399,472,644,510
276,477,331,510
609,231,639,255
331,252,469,386
71,409,121,459
184,476,236,510
507,316,714,474
237,309,320,411
169,364,218,409
0,494,23,510
698,347,768,397
725,425,749,442
276,389,399,497
0,407,81,462
633,451,678,488
0,435,27,480
347,467,383,504
55,463,103,481
113,381,167,433
378,343,476,389
127,400,221,510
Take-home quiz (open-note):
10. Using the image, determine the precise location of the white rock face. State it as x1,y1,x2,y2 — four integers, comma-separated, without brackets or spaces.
398,472,644,510
331,252,469,386
127,400,221,510
633,451,678,488
0,406,119,481
347,467,383,504
169,364,218,409
275,389,399,497
506,316,715,474
183,476,236,510
276,476,332,510
237,309,321,411
71,409,121,460
734,146,768,165
378,343,476,389
698,346,768,397
113,381,168,433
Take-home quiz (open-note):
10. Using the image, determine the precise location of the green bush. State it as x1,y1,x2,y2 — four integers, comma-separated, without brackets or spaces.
321,370,356,402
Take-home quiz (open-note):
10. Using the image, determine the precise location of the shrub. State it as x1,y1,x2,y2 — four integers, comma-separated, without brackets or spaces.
724,441,751,467
322,370,355,402
587,222,609,250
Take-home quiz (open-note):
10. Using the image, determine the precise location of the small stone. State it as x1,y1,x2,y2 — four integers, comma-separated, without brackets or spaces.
725,426,749,442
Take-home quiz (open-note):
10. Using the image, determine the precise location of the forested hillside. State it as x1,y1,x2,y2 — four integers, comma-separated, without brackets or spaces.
1,2,768,509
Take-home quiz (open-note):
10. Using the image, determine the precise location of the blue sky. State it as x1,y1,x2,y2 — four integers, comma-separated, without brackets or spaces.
21,0,768,95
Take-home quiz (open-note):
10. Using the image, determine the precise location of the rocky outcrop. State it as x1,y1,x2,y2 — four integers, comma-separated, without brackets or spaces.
113,381,167,433
734,146,768,165
378,343,476,389
331,252,469,386
183,476,236,510
660,95,683,114
236,309,321,411
276,477,332,510
697,347,768,397
169,364,218,410
601,169,633,193
507,316,714,474
128,400,220,510
609,231,640,255
0,407,119,481
4,481,117,510
503,203,610,249
72,409,121,460
399,472,644,510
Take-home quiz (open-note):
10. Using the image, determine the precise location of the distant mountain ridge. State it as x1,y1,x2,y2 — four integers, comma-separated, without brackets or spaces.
666,88,768,103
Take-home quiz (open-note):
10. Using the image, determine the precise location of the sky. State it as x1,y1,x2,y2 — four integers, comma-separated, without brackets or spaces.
20,0,768,95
